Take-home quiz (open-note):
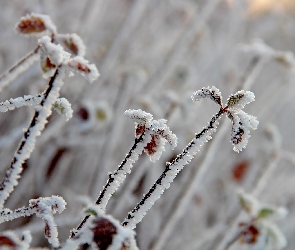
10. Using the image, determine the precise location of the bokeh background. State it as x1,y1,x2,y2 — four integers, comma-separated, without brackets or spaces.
1,0,295,249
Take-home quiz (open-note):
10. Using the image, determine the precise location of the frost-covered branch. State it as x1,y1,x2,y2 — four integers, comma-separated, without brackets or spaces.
122,87,258,229
0,196,66,248
0,46,39,92
0,195,66,223
72,109,177,237
0,69,65,209
0,13,99,210
0,93,43,112
0,94,73,120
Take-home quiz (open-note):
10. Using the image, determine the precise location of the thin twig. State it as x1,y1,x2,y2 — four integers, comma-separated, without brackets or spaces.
0,46,39,92
71,131,150,237
0,68,64,209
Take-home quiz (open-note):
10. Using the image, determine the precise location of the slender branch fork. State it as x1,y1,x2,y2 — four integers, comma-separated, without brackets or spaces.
122,108,225,228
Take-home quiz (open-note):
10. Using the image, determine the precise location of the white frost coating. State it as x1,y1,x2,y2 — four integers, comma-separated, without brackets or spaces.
0,49,39,92
143,119,178,162
0,206,36,224
53,97,73,121
16,13,57,35
30,196,66,248
29,195,67,214
229,110,259,153
0,195,66,224
56,33,86,56
98,130,152,210
0,68,65,209
124,109,153,126
123,112,222,229
191,86,222,106
67,206,138,250
227,90,255,110
0,94,43,112
38,36,64,66
86,110,176,221
151,119,178,149
67,56,100,83
43,214,60,248
0,94,73,121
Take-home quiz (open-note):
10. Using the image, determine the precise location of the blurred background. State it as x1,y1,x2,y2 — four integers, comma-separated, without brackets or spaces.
0,0,295,249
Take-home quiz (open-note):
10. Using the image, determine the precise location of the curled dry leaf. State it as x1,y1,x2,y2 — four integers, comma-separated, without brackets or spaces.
56,33,86,56
16,13,56,35
67,56,99,83
191,86,223,106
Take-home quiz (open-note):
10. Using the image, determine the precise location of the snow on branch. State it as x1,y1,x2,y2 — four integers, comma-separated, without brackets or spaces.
0,93,43,112
53,97,73,121
0,196,65,248
56,33,86,56
72,109,177,237
66,56,100,83
226,90,258,152
124,109,153,126
121,87,258,229
16,13,57,36
66,206,138,250
191,86,223,106
228,110,259,152
122,109,223,229
226,90,255,110
0,68,66,209
38,36,65,66
144,119,178,162
0,94,73,120
0,47,39,92
0,195,66,224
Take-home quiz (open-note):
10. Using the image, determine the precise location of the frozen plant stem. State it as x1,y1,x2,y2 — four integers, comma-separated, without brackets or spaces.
0,46,39,92
150,55,265,250
122,109,223,229
73,109,177,236
0,68,65,209
71,131,151,236
122,87,258,229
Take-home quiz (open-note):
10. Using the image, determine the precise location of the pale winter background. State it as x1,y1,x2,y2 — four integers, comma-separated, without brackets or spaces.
0,0,295,249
